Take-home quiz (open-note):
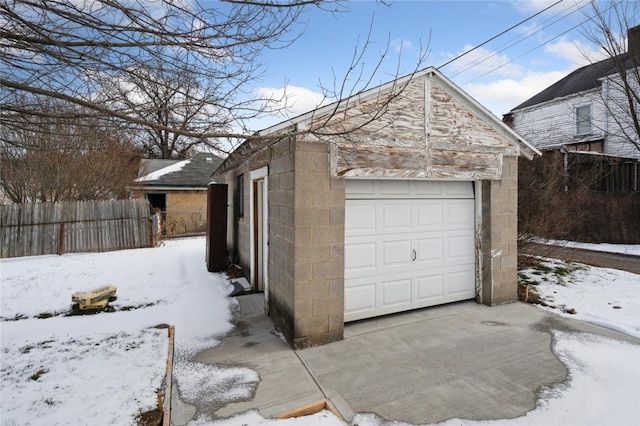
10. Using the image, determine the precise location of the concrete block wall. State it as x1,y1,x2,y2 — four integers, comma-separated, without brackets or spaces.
481,155,519,305
266,138,297,342
292,141,345,349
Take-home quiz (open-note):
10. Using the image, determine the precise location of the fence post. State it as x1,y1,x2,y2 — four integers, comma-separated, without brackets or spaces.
57,222,65,255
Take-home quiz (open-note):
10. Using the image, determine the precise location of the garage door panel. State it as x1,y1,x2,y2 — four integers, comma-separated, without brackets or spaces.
345,180,476,322
381,239,412,267
446,201,475,227
414,181,446,197
379,180,412,196
346,179,376,196
344,282,376,314
345,203,377,235
416,202,444,228
447,234,476,260
344,242,376,273
415,237,444,262
448,269,476,296
381,277,412,308
415,275,445,301
443,181,475,197
381,204,412,230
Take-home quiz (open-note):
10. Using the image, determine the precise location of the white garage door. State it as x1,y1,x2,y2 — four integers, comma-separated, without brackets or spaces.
344,180,476,322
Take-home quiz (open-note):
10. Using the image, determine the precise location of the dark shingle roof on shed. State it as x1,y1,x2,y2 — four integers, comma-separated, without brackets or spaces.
135,152,223,188
511,53,637,111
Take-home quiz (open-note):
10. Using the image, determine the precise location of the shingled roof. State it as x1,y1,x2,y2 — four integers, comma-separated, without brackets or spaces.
512,24,640,112
511,54,638,111
134,152,223,188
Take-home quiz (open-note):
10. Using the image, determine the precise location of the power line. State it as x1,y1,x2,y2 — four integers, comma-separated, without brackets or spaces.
448,0,591,79
436,0,564,70
462,0,623,85
464,17,592,84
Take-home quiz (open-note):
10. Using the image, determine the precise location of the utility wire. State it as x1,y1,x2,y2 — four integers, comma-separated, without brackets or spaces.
448,0,591,79
462,0,623,85
436,0,564,70
465,17,593,84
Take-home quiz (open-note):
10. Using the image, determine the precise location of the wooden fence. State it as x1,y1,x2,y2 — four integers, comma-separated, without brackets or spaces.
0,199,158,258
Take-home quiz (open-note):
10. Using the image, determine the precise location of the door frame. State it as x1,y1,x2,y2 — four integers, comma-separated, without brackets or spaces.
249,166,269,311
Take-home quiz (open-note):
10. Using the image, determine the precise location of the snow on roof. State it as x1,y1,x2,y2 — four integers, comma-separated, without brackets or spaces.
135,159,190,182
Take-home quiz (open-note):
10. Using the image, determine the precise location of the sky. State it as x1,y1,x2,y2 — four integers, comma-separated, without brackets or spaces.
1,237,640,425
247,0,628,129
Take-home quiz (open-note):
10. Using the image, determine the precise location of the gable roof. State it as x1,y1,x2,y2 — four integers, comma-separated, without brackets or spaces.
134,152,223,189
511,53,638,111
217,67,538,174
138,159,180,178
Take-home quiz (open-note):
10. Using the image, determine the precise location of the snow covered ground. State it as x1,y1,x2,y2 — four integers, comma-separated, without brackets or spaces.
1,237,238,425
540,239,640,256
1,237,639,425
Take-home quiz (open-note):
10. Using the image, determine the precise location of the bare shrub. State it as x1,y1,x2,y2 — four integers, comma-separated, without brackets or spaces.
517,151,601,265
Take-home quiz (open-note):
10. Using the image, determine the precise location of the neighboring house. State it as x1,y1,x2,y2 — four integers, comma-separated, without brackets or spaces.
505,26,640,191
132,152,223,237
213,67,539,348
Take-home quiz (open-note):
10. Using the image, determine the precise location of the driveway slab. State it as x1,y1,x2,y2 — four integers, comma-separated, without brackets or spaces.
186,295,640,424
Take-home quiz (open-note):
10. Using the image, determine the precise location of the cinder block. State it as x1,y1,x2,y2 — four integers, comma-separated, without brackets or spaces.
295,151,328,172
284,224,294,243
295,207,329,227
312,261,344,281
294,299,313,319
297,280,330,300
295,226,312,244
294,263,312,282
311,226,344,245
329,207,345,226
295,171,330,191
328,312,345,332
501,253,518,269
280,171,295,190
329,278,344,297
296,189,314,208
296,245,330,264
296,141,329,153
295,315,329,337
312,295,343,316
329,243,344,262
306,330,343,347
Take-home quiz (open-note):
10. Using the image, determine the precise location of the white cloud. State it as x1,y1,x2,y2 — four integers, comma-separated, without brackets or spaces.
391,38,413,54
544,38,608,68
463,69,569,116
511,0,571,13
254,85,328,117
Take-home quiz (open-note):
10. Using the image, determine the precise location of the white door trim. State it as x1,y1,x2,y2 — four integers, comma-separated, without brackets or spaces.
249,166,269,311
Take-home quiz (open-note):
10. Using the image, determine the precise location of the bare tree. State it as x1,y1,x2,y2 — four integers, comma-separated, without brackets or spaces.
1,0,428,156
0,101,141,203
582,0,640,154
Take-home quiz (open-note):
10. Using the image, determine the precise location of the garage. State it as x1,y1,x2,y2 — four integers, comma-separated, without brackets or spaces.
344,179,476,322
217,67,538,347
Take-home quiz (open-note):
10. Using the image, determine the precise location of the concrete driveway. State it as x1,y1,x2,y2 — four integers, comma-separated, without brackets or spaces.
173,295,640,425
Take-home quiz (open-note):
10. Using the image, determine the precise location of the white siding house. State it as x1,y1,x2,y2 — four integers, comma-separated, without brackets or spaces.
508,88,609,153
506,26,640,163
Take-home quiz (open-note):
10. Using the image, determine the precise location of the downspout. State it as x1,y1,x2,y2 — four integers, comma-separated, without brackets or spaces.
603,78,610,139
560,145,569,192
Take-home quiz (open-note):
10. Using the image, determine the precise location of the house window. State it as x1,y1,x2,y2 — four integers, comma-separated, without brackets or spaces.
235,174,244,217
575,105,592,135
